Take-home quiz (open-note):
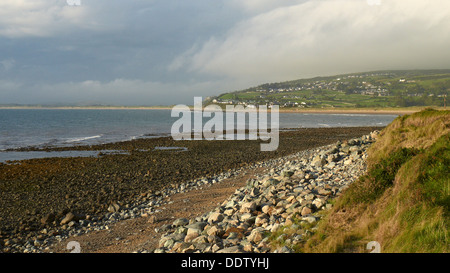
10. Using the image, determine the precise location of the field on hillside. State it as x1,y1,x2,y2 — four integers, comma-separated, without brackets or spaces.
211,70,450,108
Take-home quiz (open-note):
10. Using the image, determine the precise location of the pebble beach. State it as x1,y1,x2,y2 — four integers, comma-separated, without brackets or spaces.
0,127,381,253
152,130,379,253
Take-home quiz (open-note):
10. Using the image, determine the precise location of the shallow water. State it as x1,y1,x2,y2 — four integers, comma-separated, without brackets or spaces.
0,109,396,162
0,109,397,151
0,150,128,164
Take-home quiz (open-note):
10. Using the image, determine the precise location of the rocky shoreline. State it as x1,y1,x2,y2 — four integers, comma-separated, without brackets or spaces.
151,130,379,253
0,128,381,253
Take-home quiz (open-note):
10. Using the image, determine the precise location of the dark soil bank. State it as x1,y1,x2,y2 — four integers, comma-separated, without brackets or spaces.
0,127,382,238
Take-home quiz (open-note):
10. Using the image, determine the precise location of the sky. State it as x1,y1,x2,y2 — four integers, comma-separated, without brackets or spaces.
0,0,450,106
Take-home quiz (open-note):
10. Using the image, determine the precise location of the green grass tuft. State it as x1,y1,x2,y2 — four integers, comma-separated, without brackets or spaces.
290,109,449,253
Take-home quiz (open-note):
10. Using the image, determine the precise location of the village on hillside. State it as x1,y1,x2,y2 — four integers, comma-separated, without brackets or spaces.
207,70,449,108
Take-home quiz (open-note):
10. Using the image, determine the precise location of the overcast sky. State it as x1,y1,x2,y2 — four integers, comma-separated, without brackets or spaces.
1,0,450,106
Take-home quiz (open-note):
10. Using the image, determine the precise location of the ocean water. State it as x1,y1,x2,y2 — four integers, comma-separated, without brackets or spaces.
0,109,397,161
0,109,174,151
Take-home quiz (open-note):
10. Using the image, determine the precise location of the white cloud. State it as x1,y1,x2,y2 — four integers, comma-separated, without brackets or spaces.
172,0,450,86
2,0,450,106
0,0,103,38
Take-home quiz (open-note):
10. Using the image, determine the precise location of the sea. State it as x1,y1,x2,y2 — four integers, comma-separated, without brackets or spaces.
0,109,398,162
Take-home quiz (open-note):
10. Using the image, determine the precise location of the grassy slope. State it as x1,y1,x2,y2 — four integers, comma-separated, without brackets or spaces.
214,70,450,108
300,109,449,253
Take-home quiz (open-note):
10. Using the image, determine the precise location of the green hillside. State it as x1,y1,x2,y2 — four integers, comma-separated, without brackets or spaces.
209,70,450,108
300,109,449,252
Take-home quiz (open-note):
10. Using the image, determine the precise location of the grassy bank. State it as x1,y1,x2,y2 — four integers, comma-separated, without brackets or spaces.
290,109,449,253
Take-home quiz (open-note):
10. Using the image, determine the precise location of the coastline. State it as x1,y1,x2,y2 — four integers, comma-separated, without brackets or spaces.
277,108,416,115
0,105,444,115
153,131,376,254
0,106,174,110
277,106,448,115
44,132,375,254
0,126,383,253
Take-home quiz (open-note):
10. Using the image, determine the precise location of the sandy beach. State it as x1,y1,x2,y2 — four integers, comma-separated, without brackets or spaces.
0,105,443,115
